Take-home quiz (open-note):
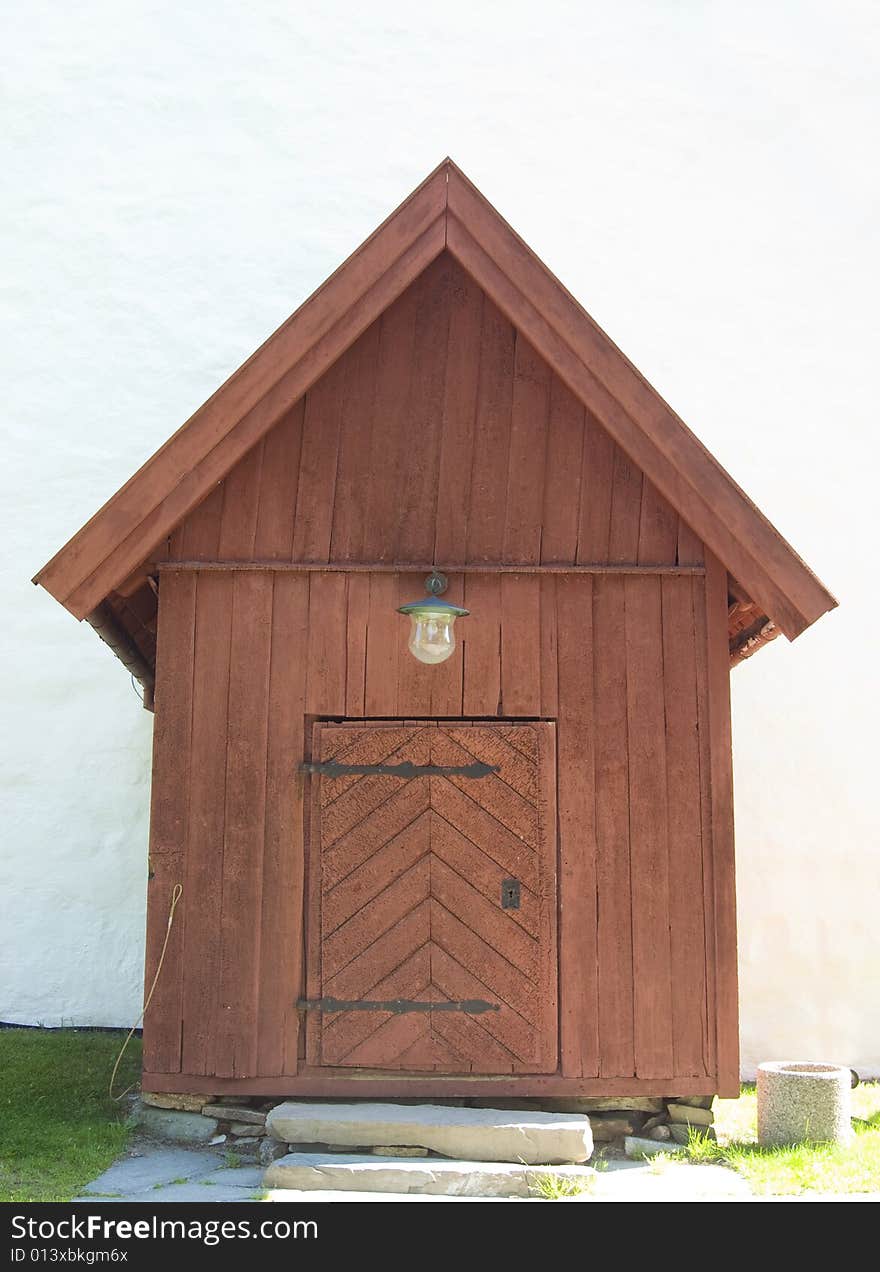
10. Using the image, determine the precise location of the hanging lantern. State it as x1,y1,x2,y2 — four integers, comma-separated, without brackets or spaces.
397,570,468,665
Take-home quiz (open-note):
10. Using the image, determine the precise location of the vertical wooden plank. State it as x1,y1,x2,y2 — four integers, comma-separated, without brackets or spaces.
304,722,325,1066
365,573,400,717
258,573,309,1076
461,574,501,716
541,377,584,563
535,722,560,1072
176,482,225,560
330,323,381,563
593,575,634,1077
253,400,304,560
677,519,705,567
608,446,644,563
395,257,452,563
693,574,717,1079
214,572,273,1077
345,574,370,717
556,575,599,1077
576,412,615,563
503,335,550,564
662,575,709,1078
705,550,739,1096
539,574,558,718
638,478,679,565
143,572,196,1075
625,575,674,1078
500,575,541,716
217,438,265,559
433,268,484,566
363,285,420,561
466,296,515,564
292,356,346,562
305,573,348,716
181,572,233,1076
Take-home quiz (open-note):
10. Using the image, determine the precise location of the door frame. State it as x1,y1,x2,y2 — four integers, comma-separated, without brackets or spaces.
302,717,560,1076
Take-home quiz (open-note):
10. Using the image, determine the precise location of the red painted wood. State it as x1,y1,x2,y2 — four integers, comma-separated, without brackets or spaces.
625,575,674,1079
662,575,709,1077
143,571,196,1074
258,572,309,1075
556,576,599,1078
180,573,233,1076
503,335,550,564
214,572,272,1077
308,723,557,1073
705,551,740,1097
593,575,634,1078
143,1070,722,1096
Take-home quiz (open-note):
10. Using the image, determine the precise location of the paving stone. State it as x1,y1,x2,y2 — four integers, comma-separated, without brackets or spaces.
202,1104,266,1125
202,1166,264,1188
138,1107,220,1143
141,1093,211,1112
229,1122,267,1137
260,1139,288,1166
266,1102,591,1164
624,1136,687,1159
371,1145,428,1157
264,1153,595,1197
80,1183,262,1204
82,1148,223,1195
667,1102,714,1126
668,1096,715,1109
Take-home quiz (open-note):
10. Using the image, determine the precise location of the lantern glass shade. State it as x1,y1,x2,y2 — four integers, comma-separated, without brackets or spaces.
397,587,469,665
406,608,458,664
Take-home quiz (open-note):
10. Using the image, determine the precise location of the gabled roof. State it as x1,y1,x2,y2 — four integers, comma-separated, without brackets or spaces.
34,158,836,640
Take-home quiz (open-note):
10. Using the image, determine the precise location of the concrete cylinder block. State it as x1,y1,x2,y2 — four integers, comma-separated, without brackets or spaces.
757,1061,853,1148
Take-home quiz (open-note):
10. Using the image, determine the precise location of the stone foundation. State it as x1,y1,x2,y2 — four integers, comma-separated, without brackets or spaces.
138,1090,717,1152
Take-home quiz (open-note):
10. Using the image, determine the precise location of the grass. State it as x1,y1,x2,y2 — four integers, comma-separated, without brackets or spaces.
0,1028,142,1203
529,1170,596,1199
683,1082,880,1195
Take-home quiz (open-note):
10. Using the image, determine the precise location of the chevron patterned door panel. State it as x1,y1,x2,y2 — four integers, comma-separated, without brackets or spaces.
305,722,558,1073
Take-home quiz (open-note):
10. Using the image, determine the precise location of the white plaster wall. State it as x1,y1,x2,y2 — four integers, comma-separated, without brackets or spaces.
2,1,877,1074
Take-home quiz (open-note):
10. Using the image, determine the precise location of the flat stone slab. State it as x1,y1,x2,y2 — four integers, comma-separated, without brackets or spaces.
266,1102,591,1164
264,1153,595,1197
202,1165,264,1187
76,1183,262,1204
202,1104,266,1125
138,1107,220,1143
667,1102,714,1126
81,1148,224,1196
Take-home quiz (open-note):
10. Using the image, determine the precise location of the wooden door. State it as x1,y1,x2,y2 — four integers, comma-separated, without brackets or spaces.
305,722,558,1073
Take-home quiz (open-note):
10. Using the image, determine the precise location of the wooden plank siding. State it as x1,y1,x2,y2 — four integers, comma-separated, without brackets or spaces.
141,252,732,1094
144,567,721,1088
169,255,684,571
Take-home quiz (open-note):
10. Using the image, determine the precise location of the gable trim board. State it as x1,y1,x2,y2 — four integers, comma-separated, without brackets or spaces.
33,160,835,642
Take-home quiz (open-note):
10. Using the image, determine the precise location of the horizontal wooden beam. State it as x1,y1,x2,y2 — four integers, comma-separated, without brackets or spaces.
142,1071,723,1097
157,560,706,577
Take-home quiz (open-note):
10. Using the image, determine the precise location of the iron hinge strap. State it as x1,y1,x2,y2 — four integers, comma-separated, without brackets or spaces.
295,996,500,1015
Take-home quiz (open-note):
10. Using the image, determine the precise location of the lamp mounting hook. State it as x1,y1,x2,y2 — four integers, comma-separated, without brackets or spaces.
425,569,448,596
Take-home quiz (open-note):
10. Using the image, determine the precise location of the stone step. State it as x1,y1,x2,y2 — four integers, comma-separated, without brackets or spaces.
264,1152,595,1198
265,1101,592,1164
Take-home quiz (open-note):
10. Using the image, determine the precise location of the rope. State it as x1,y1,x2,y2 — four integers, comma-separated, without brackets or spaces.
109,883,182,1101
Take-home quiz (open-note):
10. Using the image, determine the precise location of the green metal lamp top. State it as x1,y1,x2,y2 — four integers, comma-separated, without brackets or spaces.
397,570,469,618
